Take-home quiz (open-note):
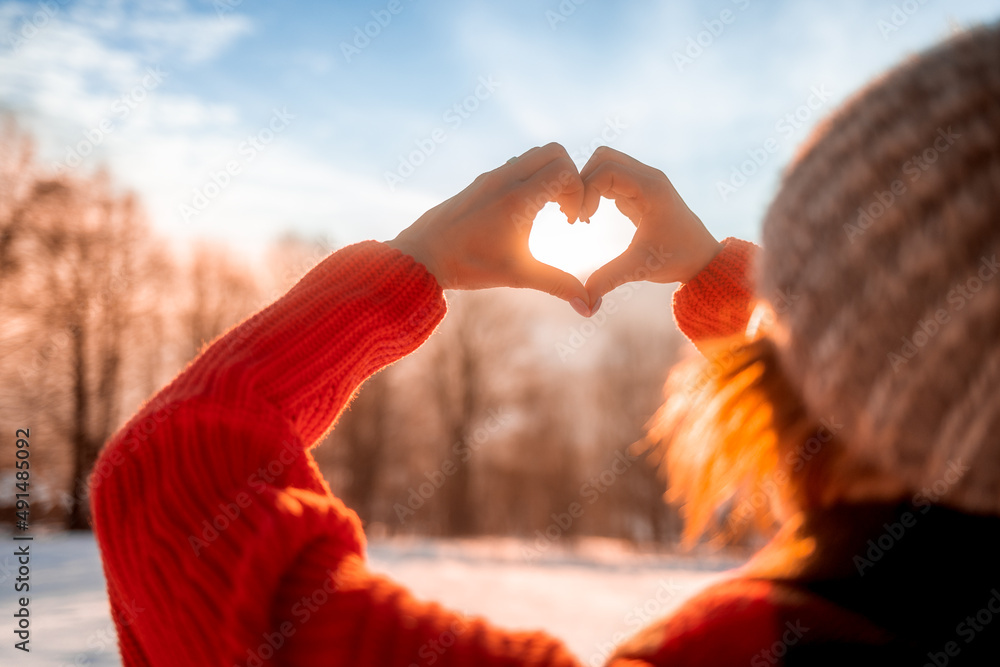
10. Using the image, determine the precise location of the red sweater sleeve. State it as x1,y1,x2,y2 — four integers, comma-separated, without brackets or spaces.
671,237,758,347
89,241,579,666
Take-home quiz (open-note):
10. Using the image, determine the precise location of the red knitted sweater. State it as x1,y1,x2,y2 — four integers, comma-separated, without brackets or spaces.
90,237,756,666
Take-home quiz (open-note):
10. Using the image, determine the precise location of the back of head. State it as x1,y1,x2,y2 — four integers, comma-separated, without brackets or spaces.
757,24,1000,515
650,24,1000,543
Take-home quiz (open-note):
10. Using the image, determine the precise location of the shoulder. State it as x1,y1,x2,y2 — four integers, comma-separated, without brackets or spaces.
610,578,779,664
608,576,893,666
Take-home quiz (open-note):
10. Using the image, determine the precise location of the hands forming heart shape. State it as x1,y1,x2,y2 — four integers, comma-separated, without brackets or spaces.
387,143,721,317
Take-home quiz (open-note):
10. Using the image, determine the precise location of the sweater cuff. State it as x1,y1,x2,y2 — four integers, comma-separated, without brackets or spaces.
672,237,757,344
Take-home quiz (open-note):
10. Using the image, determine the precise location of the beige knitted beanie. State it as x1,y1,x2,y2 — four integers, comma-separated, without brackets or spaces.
756,25,1000,515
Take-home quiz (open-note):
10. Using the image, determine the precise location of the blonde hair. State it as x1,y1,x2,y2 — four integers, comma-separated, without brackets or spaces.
647,25,1000,544
645,333,891,546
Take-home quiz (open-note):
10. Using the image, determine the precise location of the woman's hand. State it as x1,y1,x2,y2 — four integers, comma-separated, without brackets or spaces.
387,142,596,315
579,147,721,304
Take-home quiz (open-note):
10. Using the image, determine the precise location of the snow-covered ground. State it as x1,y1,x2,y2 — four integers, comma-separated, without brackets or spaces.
2,533,744,666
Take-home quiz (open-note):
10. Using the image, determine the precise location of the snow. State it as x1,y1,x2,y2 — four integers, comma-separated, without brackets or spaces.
3,533,743,666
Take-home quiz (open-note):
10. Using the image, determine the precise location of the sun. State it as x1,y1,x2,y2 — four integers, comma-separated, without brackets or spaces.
527,202,636,282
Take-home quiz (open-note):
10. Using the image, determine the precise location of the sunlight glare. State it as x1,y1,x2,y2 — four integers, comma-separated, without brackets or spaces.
527,202,636,282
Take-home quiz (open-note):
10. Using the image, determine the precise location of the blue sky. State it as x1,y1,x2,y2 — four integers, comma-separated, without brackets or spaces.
2,0,999,276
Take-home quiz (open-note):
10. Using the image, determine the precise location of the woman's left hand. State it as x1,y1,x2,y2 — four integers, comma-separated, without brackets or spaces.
386,142,596,316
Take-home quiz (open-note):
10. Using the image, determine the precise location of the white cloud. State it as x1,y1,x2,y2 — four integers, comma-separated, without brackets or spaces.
3,0,999,265
128,12,252,64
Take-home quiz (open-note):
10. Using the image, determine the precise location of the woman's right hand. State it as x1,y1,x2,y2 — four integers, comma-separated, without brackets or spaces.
387,142,596,315
579,147,721,305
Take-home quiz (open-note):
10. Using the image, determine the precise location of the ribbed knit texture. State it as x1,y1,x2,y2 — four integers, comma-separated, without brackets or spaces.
671,237,757,343
90,238,755,666
755,27,1000,514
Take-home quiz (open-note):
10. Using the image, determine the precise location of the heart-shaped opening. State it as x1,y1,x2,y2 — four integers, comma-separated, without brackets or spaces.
528,201,636,284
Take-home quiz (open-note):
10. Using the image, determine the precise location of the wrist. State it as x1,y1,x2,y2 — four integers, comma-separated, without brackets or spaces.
385,231,446,287
677,228,722,284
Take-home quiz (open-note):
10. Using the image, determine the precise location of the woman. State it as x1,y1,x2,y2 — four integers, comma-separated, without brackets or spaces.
91,25,1000,666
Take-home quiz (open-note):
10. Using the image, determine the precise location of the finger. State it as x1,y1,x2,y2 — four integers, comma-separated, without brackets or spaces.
579,147,632,222
580,161,646,225
579,180,602,225
584,246,643,302
580,147,658,222
615,197,643,222
521,155,585,224
506,142,574,182
515,257,591,312
579,145,637,182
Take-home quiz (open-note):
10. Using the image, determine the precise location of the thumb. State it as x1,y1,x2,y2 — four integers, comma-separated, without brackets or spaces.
585,247,641,303
517,258,592,315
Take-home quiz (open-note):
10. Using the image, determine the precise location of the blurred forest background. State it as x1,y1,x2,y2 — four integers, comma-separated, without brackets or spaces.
2,0,992,556
0,121,700,547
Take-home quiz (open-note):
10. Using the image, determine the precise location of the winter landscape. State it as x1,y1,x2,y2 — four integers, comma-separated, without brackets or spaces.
5,533,742,666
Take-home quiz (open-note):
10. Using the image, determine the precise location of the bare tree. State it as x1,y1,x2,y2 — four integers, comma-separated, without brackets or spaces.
180,242,262,359
265,231,336,296
10,175,167,528
0,123,179,529
478,376,581,538
0,121,701,547
414,290,528,536
0,120,37,283
589,316,683,544
325,368,393,525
